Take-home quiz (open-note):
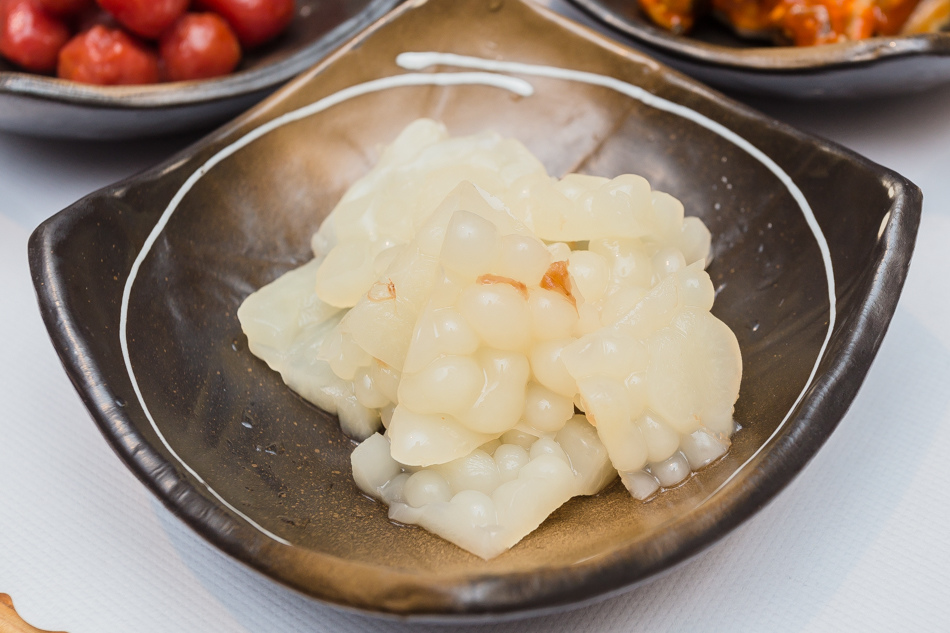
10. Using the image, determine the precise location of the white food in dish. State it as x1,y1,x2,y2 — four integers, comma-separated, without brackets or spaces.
238,119,741,559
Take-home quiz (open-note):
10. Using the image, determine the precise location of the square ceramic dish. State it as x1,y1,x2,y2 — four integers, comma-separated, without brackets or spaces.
28,0,920,619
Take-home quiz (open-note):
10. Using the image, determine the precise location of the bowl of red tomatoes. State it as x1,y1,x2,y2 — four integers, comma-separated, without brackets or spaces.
0,0,399,139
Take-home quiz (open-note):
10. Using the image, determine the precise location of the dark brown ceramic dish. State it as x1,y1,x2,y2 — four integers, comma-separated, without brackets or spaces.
569,0,950,98
28,0,920,619
0,0,397,140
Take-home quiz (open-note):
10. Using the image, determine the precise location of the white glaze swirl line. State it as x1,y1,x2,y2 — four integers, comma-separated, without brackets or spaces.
395,51,836,506
119,71,533,547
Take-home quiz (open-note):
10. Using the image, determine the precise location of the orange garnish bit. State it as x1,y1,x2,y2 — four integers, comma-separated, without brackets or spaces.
477,274,529,299
367,279,397,302
540,261,576,307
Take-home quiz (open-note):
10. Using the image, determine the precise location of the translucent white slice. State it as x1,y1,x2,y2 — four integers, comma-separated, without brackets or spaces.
556,415,617,495
561,329,649,382
611,272,679,340
646,308,742,436
313,241,378,308
338,245,440,370
458,349,530,434
567,250,610,305
314,119,541,250
402,306,480,374
397,354,484,416
351,432,401,493
352,420,613,559
651,191,685,244
387,406,497,467
237,258,342,352
318,328,371,381
576,376,648,472
680,216,712,266
237,263,381,439
514,174,656,242
588,237,653,291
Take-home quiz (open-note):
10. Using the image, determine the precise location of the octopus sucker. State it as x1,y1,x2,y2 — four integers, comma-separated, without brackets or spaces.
238,119,741,559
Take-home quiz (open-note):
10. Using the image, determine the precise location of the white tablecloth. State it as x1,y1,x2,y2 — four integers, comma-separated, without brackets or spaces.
3,9,950,632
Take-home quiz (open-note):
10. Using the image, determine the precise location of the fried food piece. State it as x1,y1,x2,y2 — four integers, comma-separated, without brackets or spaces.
638,0,949,44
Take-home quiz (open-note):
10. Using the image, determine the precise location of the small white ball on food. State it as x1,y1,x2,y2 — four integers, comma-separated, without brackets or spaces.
493,443,530,483
440,209,502,280
528,339,578,398
522,382,574,434
528,437,570,463
528,289,578,341
621,470,660,500
457,282,532,351
436,449,501,495
495,234,551,286
638,411,682,464
680,428,731,470
458,349,530,434
450,490,497,528
568,250,610,304
397,354,483,416
404,470,453,507
650,451,692,488
499,428,539,450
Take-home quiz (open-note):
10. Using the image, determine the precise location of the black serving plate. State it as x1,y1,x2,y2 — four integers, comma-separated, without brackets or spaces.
570,0,950,98
28,0,920,619
0,0,397,139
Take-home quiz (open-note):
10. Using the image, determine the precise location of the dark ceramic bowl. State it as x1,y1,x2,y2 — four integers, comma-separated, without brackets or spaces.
569,0,950,98
0,0,397,140
28,0,920,619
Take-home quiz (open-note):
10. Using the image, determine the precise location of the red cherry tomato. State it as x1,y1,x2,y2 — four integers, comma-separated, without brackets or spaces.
199,0,294,48
0,0,71,72
159,13,240,81
95,0,188,39
34,0,93,17
57,24,159,84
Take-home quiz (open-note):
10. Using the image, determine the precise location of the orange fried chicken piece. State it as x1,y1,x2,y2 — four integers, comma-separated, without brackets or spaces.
638,0,946,43
638,0,701,33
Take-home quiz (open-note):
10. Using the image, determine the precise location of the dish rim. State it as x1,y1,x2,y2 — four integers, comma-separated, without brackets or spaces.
27,0,923,618
569,0,950,71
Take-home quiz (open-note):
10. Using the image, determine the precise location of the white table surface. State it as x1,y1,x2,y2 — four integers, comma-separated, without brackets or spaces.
3,7,950,632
